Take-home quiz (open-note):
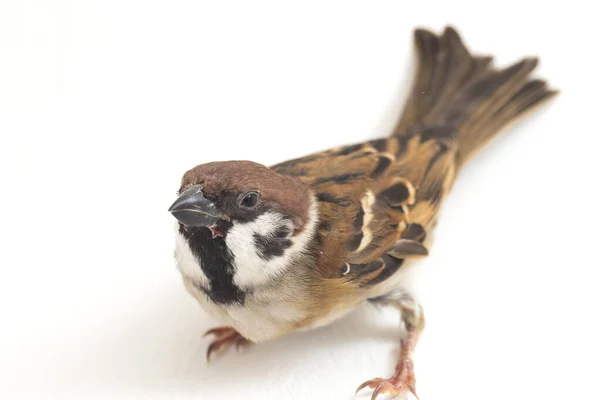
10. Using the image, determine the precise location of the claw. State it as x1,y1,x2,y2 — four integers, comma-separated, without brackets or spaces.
356,382,368,394
203,326,250,362
355,357,416,399
408,382,419,400
356,378,380,394
206,342,218,362
206,337,231,362
371,382,385,400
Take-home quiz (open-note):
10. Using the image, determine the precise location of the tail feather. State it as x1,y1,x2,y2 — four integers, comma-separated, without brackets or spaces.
393,27,483,133
392,26,557,168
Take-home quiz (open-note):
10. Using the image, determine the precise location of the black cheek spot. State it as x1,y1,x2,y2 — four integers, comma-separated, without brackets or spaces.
253,233,292,260
274,224,292,239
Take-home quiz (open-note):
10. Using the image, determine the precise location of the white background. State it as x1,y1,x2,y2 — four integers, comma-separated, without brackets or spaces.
1,1,599,399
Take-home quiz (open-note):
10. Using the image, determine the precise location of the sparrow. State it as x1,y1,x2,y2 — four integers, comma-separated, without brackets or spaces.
168,26,556,399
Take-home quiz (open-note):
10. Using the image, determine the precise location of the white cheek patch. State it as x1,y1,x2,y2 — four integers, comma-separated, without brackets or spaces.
173,223,209,288
228,200,318,290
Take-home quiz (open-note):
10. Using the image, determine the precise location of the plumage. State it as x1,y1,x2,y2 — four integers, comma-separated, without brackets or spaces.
169,26,557,398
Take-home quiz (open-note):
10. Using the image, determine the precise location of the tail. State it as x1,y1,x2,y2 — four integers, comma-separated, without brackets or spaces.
392,26,557,168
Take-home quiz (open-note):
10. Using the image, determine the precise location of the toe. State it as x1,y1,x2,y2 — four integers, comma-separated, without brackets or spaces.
408,383,418,400
356,378,383,394
373,381,398,400
355,378,404,400
234,337,250,351
203,326,235,338
371,382,385,400
206,340,225,362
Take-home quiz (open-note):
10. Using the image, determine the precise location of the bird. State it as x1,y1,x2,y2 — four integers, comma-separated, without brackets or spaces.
168,26,557,399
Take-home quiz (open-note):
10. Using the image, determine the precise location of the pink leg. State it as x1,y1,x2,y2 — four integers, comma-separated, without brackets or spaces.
356,296,425,399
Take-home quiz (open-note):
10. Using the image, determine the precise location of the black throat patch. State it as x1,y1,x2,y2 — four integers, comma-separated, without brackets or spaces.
179,224,245,305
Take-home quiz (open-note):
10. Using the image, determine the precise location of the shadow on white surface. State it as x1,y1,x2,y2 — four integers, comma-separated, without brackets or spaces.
56,282,402,398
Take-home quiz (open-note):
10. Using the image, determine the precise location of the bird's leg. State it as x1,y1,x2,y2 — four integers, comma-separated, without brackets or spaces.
203,326,251,361
356,294,425,400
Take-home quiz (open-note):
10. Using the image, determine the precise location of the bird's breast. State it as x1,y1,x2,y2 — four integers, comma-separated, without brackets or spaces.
182,276,313,342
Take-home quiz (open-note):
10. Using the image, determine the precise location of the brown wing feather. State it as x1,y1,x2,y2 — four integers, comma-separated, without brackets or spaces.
271,129,456,286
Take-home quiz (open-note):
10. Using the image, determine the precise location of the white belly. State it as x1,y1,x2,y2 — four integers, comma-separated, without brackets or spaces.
182,277,309,343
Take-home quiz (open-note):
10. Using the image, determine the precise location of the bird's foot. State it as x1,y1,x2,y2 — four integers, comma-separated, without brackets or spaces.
203,326,250,362
356,357,417,400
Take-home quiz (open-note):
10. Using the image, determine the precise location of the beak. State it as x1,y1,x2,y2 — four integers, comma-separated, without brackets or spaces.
168,184,229,227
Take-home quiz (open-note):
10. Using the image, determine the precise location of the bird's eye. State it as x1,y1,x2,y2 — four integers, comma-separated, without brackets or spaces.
239,191,260,208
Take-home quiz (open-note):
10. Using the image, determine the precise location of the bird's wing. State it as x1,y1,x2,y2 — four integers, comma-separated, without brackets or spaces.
271,127,458,285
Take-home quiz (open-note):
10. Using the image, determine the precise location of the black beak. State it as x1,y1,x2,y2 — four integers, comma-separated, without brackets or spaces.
168,184,229,227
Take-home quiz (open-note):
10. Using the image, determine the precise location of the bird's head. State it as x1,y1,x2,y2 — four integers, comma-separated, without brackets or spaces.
169,160,317,304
